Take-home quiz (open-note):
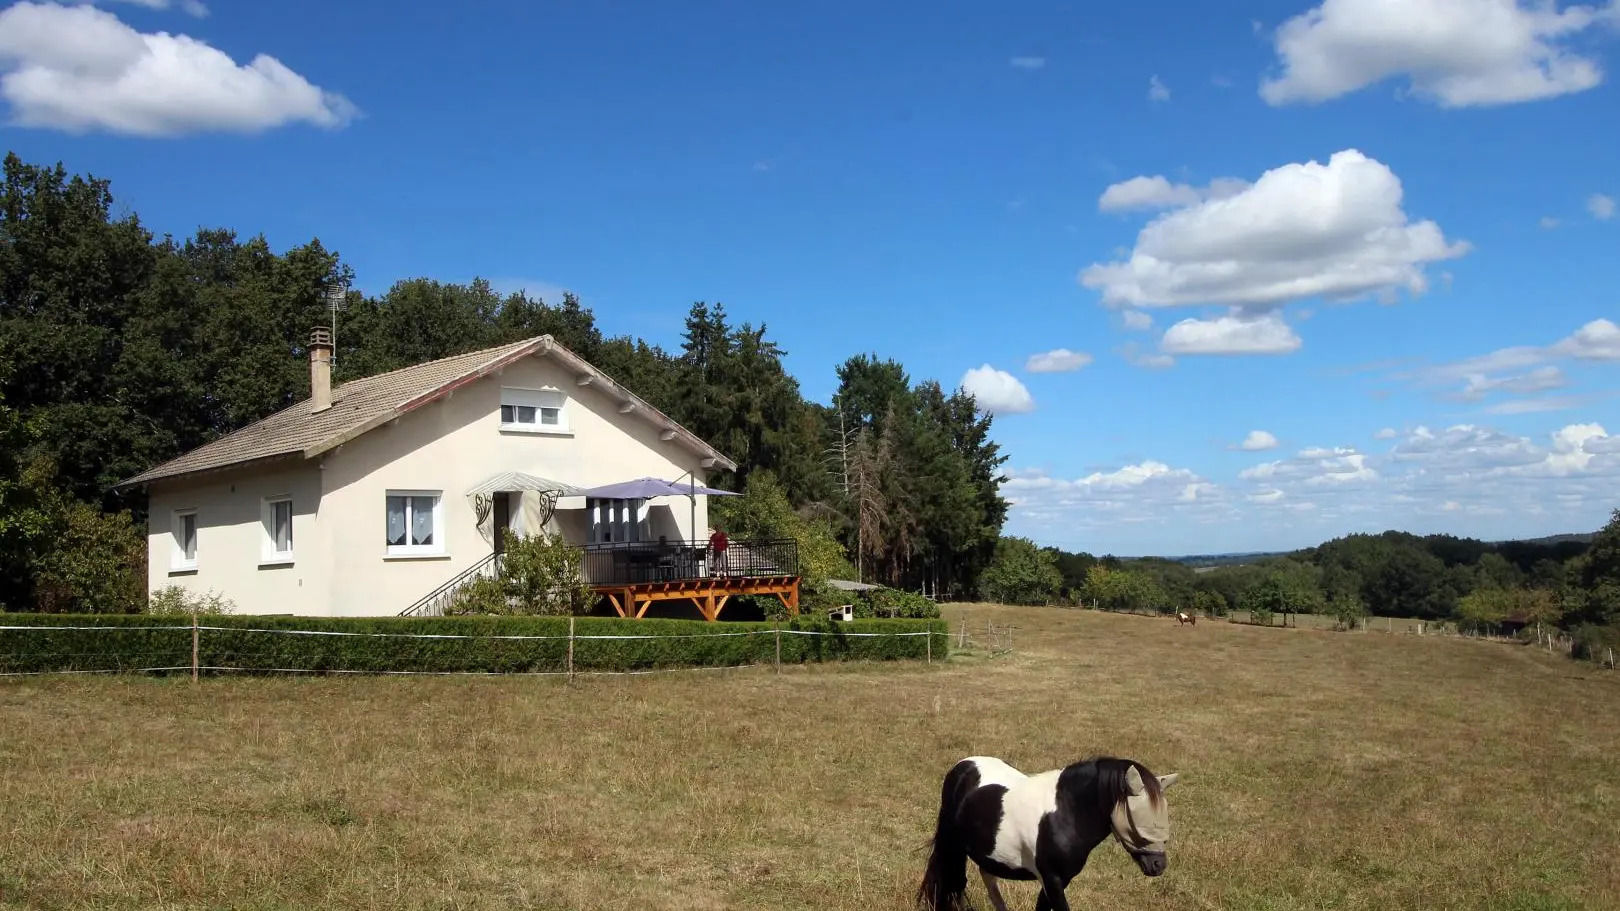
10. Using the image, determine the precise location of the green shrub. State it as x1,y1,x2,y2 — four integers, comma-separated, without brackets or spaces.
1570,623,1620,663
1328,591,1368,631
444,533,593,616
146,585,237,616
861,587,940,619
798,579,847,615
1190,589,1227,618
31,499,146,614
0,613,948,675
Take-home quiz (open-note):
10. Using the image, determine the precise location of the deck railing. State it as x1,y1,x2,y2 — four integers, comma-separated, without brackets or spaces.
576,537,799,587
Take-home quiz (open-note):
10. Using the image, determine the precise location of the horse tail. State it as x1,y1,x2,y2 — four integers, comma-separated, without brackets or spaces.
917,760,973,911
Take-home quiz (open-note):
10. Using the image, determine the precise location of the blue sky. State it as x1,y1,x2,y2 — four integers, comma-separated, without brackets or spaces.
2,0,1618,556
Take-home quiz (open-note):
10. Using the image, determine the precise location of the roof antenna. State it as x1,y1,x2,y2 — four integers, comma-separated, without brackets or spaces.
323,280,348,372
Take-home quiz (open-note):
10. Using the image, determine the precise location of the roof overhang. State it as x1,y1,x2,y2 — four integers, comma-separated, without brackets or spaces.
112,451,306,492
304,336,739,472
110,334,738,494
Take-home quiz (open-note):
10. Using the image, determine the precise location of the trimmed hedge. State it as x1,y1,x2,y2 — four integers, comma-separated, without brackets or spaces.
0,613,949,675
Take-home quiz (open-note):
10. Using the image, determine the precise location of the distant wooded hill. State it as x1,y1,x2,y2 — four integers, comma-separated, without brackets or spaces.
1164,531,1599,568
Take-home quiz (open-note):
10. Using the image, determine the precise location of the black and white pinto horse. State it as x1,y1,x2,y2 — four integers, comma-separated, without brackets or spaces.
916,755,1180,911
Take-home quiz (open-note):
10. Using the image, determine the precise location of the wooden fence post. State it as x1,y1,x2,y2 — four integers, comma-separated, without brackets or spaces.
926,629,933,665
774,622,782,673
567,616,575,684
191,611,199,683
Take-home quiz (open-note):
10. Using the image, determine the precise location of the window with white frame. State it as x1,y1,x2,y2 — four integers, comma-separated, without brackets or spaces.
386,490,443,556
586,497,648,543
172,508,198,570
499,386,569,433
262,496,294,563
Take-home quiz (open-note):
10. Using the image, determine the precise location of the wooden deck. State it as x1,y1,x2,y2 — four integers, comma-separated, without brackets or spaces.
595,575,800,621
580,537,801,621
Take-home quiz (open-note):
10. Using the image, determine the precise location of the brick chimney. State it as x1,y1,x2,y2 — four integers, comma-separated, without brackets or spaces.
309,327,333,413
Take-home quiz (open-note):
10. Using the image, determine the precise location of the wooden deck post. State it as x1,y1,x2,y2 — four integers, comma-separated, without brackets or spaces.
588,574,805,623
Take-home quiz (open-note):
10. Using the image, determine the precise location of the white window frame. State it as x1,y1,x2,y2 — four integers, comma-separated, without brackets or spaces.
261,495,294,565
586,497,648,544
385,489,445,558
498,386,571,435
171,508,198,572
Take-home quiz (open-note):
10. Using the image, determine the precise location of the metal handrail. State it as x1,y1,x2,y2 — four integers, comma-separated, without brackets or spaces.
400,551,504,617
575,537,799,587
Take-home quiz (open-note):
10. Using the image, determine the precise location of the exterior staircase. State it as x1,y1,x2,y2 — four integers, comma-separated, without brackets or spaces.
400,552,504,617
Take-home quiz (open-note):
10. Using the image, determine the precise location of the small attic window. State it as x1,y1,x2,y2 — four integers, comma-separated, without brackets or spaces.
499,387,569,434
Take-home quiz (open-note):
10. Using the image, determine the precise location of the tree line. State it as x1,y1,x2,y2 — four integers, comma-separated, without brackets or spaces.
974,511,1620,658
0,151,1009,613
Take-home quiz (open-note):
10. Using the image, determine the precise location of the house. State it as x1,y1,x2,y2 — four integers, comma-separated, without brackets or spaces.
115,330,801,619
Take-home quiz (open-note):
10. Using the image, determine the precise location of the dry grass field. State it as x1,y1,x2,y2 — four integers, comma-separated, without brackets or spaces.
3,603,1618,910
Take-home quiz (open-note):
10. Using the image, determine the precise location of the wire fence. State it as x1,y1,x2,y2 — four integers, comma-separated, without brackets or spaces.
0,618,948,681
949,610,1017,658
1217,611,1617,670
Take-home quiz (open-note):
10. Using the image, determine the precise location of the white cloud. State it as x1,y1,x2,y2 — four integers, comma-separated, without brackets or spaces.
1374,427,1398,440
1161,311,1303,355
1481,394,1603,415
1097,175,1251,212
1122,309,1154,331
1099,176,1200,211
1025,348,1093,373
960,365,1036,414
1148,74,1170,101
0,1,355,136
1119,341,1175,370
1004,421,1620,554
1399,319,1620,407
1003,461,1233,532
1010,56,1046,69
1390,422,1620,482
1079,149,1470,311
1540,215,1561,229
1260,0,1617,108
1236,430,1280,451
1590,193,1617,220
1241,446,1379,487
1550,318,1620,359
1455,364,1567,400
1389,425,1545,470
105,0,209,16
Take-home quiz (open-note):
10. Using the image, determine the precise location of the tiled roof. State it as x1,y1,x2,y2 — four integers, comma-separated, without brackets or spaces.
116,336,735,489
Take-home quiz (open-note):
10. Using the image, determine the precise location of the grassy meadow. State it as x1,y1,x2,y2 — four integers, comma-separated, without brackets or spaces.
2,603,1617,910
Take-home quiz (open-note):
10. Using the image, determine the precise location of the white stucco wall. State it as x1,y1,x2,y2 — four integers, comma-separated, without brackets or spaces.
143,460,327,616
315,352,712,616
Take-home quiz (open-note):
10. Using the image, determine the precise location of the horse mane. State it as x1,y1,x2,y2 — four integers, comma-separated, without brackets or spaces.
1077,755,1163,813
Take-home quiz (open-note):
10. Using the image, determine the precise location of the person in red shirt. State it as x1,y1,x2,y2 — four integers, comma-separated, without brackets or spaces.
709,526,729,575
